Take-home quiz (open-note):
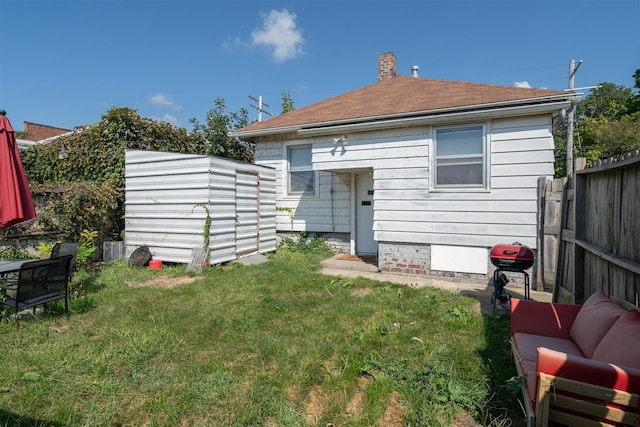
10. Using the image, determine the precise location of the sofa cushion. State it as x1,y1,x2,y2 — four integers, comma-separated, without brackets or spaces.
513,332,584,363
592,309,640,369
569,289,626,358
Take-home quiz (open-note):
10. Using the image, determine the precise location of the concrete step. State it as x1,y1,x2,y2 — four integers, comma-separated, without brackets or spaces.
320,254,379,273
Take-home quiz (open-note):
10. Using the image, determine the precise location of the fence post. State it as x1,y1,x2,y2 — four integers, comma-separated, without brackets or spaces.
536,177,547,291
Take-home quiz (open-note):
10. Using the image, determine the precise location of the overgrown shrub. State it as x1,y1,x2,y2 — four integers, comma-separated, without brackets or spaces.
278,231,330,252
0,247,32,259
31,182,120,243
21,107,207,189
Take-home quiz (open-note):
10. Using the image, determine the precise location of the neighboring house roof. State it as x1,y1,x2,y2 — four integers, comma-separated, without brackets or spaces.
22,121,72,142
231,71,580,141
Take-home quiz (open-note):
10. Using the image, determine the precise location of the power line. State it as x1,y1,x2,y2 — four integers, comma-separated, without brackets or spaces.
566,59,583,177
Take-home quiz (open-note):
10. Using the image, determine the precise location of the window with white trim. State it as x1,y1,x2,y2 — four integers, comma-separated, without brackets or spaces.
288,145,314,194
434,125,486,188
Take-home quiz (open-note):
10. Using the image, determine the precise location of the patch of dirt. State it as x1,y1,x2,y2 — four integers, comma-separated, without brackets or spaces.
351,287,373,296
125,275,202,288
377,391,406,427
451,408,483,426
346,376,371,420
304,386,325,424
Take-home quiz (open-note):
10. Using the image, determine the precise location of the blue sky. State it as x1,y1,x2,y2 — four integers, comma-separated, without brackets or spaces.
1,0,638,132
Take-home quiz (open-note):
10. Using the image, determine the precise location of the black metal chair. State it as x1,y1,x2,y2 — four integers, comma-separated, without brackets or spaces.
51,242,80,259
0,255,73,325
51,242,81,281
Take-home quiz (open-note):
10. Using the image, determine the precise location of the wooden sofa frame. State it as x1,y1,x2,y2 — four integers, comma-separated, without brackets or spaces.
511,296,640,427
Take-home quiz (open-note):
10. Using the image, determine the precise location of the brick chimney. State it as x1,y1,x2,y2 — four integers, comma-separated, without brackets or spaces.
378,52,397,81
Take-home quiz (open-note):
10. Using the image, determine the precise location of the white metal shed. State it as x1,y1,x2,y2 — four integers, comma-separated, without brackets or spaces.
125,149,276,265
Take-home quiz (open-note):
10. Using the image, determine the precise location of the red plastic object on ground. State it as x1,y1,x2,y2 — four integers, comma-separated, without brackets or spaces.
490,243,534,270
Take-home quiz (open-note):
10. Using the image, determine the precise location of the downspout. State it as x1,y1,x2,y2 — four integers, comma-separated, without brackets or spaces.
329,173,335,232
350,173,356,255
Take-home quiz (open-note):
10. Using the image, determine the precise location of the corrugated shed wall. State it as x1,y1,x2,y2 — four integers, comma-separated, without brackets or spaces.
125,150,276,265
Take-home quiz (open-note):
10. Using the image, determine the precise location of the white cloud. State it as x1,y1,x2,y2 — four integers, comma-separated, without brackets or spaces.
161,113,178,125
150,113,179,126
149,93,181,110
222,36,250,51
514,81,532,88
251,9,304,62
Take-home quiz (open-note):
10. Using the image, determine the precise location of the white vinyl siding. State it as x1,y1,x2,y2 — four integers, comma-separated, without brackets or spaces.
253,114,555,249
374,115,554,248
255,140,349,233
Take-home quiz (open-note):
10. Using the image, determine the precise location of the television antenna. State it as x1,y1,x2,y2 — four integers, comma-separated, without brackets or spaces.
249,95,272,122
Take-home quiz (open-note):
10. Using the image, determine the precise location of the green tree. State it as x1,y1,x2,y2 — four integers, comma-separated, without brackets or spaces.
574,78,640,164
281,91,295,114
554,71,640,176
627,68,640,114
189,98,253,162
577,114,640,163
576,82,633,120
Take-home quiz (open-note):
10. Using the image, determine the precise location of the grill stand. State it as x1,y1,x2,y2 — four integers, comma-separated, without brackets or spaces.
492,267,530,312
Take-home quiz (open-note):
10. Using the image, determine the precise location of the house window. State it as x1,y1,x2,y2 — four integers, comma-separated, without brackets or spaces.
434,125,486,188
288,145,314,194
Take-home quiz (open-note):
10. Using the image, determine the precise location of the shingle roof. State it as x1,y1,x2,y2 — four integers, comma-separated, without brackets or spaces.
234,76,574,136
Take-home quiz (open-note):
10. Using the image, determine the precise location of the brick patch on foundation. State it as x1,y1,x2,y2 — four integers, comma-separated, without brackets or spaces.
379,242,537,283
378,242,431,276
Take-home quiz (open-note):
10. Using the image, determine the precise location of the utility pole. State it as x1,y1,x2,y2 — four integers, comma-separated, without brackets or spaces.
249,95,272,122
566,59,582,177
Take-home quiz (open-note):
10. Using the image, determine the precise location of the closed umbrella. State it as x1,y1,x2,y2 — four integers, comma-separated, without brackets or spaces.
0,110,37,229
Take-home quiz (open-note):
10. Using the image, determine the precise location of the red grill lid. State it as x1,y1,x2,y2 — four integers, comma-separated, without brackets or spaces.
490,243,534,269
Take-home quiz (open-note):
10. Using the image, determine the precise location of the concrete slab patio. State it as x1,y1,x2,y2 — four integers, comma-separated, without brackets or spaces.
320,254,553,314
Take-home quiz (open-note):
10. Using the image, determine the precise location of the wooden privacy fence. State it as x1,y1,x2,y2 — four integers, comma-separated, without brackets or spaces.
546,152,640,305
537,176,566,292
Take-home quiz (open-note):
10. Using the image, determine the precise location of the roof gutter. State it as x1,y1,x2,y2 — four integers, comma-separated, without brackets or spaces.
298,99,575,136
228,125,302,139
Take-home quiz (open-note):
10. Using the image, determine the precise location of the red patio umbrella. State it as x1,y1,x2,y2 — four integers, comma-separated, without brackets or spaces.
0,110,37,229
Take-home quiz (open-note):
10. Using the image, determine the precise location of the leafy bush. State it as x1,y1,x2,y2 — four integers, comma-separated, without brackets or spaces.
34,230,97,269
21,107,207,189
31,182,120,243
0,246,32,259
278,231,330,252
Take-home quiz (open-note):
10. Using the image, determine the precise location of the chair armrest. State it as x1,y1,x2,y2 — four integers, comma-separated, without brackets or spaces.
510,298,582,338
0,278,18,291
537,347,640,395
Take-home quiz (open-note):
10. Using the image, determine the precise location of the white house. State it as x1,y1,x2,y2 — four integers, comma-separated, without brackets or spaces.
230,52,580,280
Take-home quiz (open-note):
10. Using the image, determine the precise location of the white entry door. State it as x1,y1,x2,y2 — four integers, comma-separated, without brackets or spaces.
355,172,376,255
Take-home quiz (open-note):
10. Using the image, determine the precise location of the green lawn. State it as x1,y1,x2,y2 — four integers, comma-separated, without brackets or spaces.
0,245,524,426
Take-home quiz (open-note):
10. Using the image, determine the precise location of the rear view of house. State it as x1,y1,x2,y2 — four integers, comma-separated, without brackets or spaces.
230,52,580,280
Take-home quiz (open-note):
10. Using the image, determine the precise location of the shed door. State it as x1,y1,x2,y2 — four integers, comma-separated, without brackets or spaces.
236,170,259,256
